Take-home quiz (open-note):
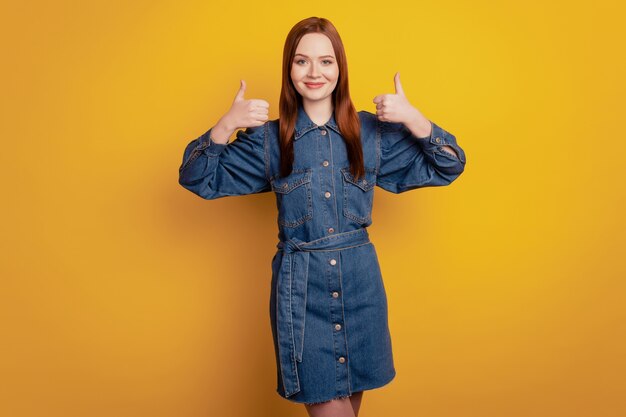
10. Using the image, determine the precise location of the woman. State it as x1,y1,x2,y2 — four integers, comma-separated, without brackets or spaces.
178,16,466,417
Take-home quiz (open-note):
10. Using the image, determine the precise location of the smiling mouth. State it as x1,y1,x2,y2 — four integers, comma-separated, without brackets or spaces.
304,82,325,88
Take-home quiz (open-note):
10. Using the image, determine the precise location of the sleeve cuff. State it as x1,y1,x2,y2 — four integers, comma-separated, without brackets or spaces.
414,121,465,162
195,127,230,156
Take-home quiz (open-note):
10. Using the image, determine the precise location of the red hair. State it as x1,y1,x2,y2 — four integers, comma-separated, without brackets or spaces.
278,17,364,180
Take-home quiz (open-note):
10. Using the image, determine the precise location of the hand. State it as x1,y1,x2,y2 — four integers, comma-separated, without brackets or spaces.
220,80,270,130
373,72,422,124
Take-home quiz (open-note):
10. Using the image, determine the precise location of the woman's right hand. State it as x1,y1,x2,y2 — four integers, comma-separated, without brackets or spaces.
211,80,269,144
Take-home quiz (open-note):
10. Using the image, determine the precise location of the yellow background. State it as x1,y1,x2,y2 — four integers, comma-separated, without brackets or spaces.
2,1,625,416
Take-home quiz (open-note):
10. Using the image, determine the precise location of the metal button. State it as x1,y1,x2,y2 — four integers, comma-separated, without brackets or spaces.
322,160,329,167
338,357,345,363
328,227,335,233
282,183,288,189
324,191,331,198
334,323,342,331
435,137,441,143
332,291,339,298
330,259,337,266
321,129,327,135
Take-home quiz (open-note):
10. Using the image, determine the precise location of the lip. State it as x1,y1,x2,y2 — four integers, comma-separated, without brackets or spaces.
304,82,325,89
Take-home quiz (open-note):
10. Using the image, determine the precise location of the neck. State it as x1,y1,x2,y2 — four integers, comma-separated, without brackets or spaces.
302,98,333,126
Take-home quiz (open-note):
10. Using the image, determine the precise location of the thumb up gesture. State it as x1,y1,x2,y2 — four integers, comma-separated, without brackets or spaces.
222,80,270,130
373,72,423,125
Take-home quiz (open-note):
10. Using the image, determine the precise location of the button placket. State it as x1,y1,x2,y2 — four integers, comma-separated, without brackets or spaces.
327,253,349,393
320,158,334,235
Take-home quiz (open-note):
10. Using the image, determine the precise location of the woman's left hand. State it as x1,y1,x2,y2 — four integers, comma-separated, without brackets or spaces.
373,72,423,123
373,72,432,137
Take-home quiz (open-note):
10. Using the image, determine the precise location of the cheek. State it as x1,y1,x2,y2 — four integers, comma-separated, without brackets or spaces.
328,66,339,82
290,66,299,81
291,65,306,80
290,69,304,93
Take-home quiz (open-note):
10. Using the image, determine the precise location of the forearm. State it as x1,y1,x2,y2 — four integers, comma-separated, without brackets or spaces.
210,116,237,144
403,109,432,139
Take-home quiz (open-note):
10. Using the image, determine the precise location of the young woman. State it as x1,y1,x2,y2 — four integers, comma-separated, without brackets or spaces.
179,16,466,417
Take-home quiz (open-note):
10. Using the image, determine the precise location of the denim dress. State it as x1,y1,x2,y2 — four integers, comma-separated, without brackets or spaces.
178,103,466,404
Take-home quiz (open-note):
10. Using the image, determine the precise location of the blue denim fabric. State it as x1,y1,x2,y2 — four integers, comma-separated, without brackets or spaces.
179,103,466,404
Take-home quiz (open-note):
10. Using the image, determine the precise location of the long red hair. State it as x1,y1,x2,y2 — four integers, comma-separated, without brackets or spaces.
278,17,364,181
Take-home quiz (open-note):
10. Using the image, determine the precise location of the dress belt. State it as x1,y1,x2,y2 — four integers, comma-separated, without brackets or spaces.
275,227,371,397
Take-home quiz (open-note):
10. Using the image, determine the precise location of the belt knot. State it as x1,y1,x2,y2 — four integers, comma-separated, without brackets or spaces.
276,238,302,254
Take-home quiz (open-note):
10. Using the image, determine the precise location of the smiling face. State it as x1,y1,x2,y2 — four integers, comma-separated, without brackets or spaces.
290,33,339,108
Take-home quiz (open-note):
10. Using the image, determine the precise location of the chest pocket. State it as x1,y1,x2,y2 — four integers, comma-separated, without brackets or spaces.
270,169,313,228
341,167,377,224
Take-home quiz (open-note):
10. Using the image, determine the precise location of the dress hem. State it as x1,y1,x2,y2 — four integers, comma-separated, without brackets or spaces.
275,368,397,405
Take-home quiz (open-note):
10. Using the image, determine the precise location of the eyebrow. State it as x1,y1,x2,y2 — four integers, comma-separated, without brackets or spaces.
294,54,335,59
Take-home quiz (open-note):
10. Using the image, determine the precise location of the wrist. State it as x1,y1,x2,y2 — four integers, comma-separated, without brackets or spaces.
211,118,236,144
404,109,432,139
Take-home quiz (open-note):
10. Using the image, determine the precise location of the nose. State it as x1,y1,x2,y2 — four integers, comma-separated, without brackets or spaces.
308,62,320,78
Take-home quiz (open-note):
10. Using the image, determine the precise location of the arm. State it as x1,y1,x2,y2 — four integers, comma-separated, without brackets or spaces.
376,118,466,193
178,79,271,199
372,72,467,193
178,122,270,199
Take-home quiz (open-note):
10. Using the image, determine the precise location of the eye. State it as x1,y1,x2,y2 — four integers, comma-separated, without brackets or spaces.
295,59,307,65
322,59,334,65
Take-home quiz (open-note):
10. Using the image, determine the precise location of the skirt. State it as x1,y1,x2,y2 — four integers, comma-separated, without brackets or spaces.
269,240,396,404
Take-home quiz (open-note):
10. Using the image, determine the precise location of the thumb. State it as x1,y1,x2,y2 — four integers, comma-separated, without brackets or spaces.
234,79,246,101
394,72,404,96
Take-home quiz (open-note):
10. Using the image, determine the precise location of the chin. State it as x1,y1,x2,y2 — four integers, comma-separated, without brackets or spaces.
303,95,331,103
299,89,330,100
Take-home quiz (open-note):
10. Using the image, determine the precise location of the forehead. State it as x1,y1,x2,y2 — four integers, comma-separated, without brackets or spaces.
294,33,335,56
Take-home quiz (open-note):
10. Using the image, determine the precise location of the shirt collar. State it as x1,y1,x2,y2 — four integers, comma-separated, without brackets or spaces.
294,102,341,140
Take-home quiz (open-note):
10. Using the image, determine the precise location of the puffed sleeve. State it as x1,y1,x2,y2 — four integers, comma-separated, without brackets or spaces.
178,122,271,199
376,119,466,193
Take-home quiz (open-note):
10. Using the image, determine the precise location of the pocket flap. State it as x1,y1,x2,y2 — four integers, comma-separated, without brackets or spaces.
271,169,312,194
341,168,376,191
